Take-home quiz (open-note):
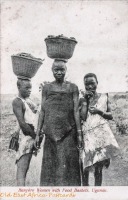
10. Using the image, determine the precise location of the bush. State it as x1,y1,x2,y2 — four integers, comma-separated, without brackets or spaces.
116,120,128,135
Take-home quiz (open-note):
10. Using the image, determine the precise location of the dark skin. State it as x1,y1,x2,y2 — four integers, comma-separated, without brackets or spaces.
12,80,36,139
80,76,112,186
35,64,82,148
80,76,113,121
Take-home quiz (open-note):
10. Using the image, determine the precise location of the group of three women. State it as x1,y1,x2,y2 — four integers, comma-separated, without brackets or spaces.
12,59,119,186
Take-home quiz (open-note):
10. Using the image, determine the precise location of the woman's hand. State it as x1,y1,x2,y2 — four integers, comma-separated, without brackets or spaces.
77,131,83,150
89,106,101,115
84,91,94,100
34,135,40,149
89,106,113,120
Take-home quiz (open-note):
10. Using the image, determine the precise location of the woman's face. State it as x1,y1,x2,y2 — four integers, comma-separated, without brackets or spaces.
19,80,32,98
52,66,66,81
84,76,98,93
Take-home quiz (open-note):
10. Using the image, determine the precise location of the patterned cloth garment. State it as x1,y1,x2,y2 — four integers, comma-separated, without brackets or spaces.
16,97,38,162
80,93,120,170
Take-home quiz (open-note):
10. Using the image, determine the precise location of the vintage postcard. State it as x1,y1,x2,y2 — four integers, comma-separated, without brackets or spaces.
1,0,128,199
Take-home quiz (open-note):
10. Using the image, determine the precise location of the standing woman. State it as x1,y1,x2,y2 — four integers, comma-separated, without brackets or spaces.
79,73,119,186
35,59,82,186
11,53,43,186
12,78,37,186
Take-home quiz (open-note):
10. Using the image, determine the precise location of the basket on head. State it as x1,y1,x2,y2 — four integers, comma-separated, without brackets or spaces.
11,53,44,79
45,35,77,60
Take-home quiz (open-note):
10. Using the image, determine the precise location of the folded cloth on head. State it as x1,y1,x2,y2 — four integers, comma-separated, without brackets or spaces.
17,76,31,80
54,58,68,63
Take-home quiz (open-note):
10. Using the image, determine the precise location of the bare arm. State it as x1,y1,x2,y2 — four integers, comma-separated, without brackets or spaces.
103,95,113,120
73,87,81,131
79,99,88,121
12,98,36,139
89,94,113,120
36,86,47,136
73,86,83,148
79,91,94,121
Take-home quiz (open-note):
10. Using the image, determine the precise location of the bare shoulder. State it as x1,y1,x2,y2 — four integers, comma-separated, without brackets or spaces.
42,82,51,91
41,83,51,98
66,81,79,92
12,98,24,109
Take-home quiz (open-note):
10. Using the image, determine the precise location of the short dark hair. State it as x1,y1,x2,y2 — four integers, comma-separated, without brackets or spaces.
52,60,67,71
84,73,98,83
17,79,30,89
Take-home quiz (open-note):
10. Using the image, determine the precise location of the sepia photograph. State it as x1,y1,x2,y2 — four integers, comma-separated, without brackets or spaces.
0,0,128,199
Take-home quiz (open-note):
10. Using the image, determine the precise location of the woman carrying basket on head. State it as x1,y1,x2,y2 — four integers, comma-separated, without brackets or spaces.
35,59,82,186
11,53,43,186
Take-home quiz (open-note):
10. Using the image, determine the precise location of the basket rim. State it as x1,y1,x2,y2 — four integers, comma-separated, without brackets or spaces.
11,55,44,64
45,37,77,44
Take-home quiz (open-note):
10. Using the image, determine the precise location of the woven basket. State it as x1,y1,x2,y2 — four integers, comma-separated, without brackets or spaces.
45,36,77,59
11,53,43,78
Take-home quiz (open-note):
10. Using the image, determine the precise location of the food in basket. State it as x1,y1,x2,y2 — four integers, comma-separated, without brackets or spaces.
45,35,77,59
11,53,44,79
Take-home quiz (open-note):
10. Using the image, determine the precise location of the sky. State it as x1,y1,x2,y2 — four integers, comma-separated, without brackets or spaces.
1,0,128,94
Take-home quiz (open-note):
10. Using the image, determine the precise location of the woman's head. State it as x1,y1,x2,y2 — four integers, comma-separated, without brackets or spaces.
17,78,32,98
52,60,67,82
84,73,98,93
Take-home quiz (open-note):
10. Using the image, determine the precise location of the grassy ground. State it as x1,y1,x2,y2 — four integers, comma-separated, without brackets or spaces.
0,93,128,186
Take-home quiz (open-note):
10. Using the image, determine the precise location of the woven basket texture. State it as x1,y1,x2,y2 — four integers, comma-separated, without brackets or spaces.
45,38,77,59
12,56,42,78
